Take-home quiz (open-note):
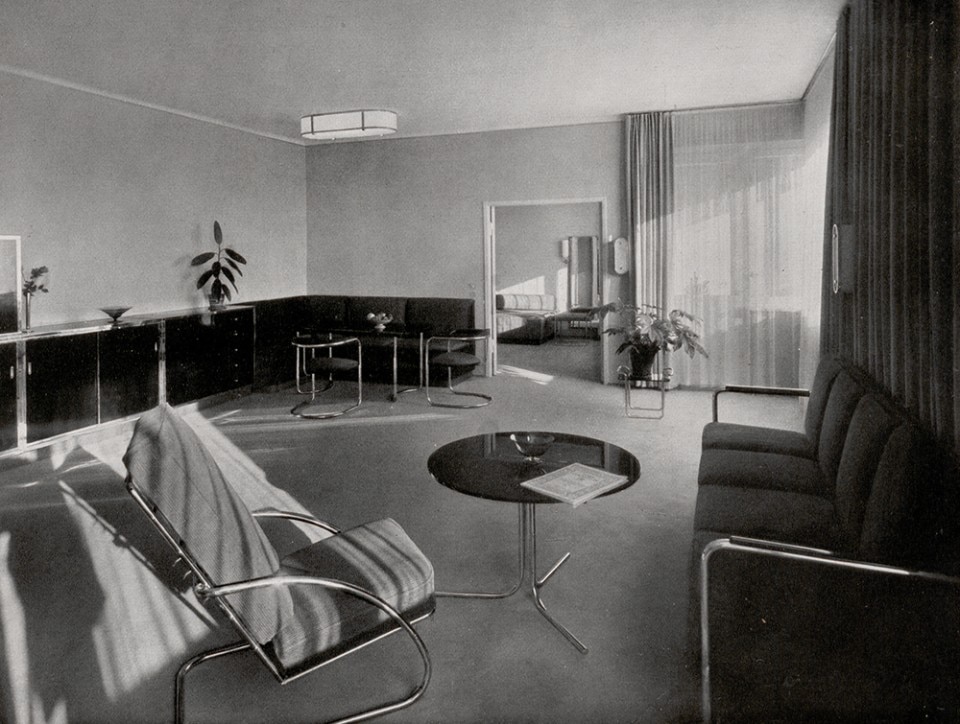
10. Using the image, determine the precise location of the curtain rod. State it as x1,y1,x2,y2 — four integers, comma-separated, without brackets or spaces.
626,99,803,118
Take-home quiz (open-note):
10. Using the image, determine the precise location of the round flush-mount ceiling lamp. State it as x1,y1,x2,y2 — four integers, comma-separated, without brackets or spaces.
300,109,398,141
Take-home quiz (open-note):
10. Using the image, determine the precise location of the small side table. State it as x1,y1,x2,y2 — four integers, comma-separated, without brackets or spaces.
617,365,666,419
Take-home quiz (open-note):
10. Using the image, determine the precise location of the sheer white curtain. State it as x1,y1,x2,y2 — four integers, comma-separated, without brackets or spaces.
667,103,827,388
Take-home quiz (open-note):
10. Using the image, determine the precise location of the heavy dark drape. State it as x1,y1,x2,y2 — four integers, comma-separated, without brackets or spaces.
821,0,958,452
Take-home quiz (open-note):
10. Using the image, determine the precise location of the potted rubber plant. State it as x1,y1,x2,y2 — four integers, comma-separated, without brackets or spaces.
191,221,247,309
599,300,707,379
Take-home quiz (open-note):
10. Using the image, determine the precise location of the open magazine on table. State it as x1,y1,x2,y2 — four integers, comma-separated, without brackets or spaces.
520,462,628,507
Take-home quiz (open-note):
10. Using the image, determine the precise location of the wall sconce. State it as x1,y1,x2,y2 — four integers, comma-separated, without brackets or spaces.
613,236,629,275
831,223,856,294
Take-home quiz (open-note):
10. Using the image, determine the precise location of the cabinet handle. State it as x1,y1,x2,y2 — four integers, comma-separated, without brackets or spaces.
8,366,13,380
27,362,31,376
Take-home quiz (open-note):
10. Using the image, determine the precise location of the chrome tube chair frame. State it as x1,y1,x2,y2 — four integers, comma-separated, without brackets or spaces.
424,330,492,409
700,537,960,723
126,485,433,724
292,334,363,419
711,384,810,422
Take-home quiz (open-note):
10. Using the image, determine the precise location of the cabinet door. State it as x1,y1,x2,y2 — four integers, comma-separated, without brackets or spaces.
165,309,254,405
26,334,98,442
165,315,217,405
99,325,160,422
0,343,17,450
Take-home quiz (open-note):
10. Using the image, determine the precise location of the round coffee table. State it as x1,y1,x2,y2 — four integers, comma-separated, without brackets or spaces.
428,431,640,653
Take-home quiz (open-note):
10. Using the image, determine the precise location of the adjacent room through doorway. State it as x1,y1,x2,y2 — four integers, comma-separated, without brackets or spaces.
485,199,605,383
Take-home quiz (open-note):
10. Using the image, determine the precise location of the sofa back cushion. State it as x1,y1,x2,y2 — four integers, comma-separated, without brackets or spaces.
124,403,292,644
817,370,869,483
344,296,407,327
303,296,346,328
406,297,474,332
859,424,924,564
804,356,846,445
833,394,901,553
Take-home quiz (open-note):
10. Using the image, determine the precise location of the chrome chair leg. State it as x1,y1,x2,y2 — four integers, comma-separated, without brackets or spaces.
176,641,252,724
291,338,363,419
424,367,492,408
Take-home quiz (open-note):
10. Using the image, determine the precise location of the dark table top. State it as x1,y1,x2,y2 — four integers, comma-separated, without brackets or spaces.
428,431,640,504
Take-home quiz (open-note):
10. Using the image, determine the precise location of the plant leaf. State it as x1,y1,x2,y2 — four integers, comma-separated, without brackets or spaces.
213,221,223,246
223,248,247,264
222,284,232,301
211,278,222,296
221,266,235,286
196,268,214,289
212,260,221,274
225,258,244,276
191,252,215,266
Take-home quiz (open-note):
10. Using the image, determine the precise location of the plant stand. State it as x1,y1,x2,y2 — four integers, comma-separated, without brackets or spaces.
617,364,666,419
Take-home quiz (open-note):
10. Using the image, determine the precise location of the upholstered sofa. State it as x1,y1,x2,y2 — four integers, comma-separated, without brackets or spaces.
495,293,556,344
693,356,960,719
250,295,475,389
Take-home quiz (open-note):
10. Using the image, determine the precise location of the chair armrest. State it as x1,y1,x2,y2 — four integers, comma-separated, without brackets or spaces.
700,537,960,721
252,509,341,535
712,384,810,422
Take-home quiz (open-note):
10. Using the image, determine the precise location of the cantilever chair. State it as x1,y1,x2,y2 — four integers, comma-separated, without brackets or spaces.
424,329,492,408
292,332,363,419
123,403,435,724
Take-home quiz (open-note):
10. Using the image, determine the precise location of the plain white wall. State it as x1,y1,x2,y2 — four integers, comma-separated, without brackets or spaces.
304,122,625,303
0,73,308,326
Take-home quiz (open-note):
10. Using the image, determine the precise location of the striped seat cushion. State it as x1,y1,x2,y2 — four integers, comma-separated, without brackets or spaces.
272,517,435,671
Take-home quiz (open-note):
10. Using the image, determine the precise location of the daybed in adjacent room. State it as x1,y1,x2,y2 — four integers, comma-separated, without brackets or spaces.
495,293,556,344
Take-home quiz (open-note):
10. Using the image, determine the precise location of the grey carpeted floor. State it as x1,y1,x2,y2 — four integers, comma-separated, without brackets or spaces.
0,369,805,723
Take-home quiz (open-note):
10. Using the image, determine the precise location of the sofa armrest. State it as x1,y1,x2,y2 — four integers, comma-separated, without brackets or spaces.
712,385,810,422
700,537,960,721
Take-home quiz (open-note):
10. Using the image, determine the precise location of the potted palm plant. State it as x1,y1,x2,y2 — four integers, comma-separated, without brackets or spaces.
191,221,247,309
599,300,707,379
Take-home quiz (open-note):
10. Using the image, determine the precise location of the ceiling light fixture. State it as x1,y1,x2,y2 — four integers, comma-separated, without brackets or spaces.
300,109,398,141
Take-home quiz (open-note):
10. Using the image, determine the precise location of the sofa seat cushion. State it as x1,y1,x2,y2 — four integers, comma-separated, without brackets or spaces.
694,485,838,548
698,448,830,496
272,517,435,672
701,422,814,457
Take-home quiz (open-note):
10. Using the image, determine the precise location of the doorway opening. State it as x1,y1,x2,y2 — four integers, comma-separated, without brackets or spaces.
482,198,607,383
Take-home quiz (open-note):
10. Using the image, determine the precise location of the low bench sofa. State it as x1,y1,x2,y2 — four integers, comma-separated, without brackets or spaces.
693,355,960,720
495,293,556,344
250,295,475,390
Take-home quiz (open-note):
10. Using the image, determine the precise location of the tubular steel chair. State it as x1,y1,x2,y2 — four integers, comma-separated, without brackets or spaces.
292,332,362,419
424,330,492,408
123,403,435,724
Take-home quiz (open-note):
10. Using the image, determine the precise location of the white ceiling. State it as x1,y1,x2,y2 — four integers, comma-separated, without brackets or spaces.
0,0,844,144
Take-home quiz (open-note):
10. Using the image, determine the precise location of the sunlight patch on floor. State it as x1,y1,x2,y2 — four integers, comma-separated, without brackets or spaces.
496,365,555,385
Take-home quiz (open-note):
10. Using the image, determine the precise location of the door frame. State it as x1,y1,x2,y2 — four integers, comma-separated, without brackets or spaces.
482,196,608,378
